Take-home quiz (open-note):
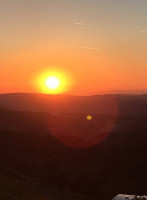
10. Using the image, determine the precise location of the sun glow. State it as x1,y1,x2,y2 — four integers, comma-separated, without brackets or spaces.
35,69,72,94
45,76,60,90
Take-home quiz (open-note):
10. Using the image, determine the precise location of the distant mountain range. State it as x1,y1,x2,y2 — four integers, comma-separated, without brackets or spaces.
105,90,147,94
0,93,147,116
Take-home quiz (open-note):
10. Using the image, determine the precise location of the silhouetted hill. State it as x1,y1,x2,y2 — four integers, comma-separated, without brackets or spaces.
0,109,55,133
0,108,147,199
0,93,147,116
0,104,8,110
106,90,147,94
0,167,94,200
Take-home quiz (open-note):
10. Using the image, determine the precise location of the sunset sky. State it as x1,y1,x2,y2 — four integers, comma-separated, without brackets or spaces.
0,0,147,95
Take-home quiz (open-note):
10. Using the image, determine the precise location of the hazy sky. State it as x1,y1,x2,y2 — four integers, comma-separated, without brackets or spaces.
0,0,147,94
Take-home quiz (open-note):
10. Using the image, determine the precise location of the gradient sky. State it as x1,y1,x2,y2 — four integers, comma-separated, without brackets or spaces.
0,0,147,95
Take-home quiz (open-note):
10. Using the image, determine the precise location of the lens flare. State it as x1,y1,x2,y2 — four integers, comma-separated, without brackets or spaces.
47,96,118,148
87,115,93,120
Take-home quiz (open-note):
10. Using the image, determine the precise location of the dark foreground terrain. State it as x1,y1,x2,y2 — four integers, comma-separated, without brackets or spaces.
0,93,147,199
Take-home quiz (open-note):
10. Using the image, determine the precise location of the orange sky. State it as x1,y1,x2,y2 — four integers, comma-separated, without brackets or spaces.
0,0,147,95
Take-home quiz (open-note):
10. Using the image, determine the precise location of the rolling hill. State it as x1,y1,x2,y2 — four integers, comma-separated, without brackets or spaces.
0,107,146,199
0,93,146,116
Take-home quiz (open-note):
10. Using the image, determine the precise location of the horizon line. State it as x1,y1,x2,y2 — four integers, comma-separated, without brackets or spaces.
0,92,147,97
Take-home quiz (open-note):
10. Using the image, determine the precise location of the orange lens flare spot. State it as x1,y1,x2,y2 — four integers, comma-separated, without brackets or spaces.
87,115,93,120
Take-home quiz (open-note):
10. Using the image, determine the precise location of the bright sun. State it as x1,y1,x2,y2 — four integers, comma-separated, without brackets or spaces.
35,70,71,94
35,69,73,94
45,76,61,90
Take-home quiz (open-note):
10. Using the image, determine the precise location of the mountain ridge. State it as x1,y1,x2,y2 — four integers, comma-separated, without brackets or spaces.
0,93,146,116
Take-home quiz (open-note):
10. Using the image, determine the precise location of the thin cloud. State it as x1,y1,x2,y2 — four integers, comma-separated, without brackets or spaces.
74,22,93,27
137,30,147,33
75,46,100,51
